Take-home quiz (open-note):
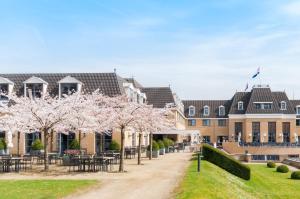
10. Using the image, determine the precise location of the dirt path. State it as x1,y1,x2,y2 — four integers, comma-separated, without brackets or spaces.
66,152,192,199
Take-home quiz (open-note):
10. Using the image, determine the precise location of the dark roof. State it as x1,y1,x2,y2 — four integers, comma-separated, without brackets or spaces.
183,100,232,118
184,86,297,118
0,73,125,97
124,78,143,89
141,87,175,108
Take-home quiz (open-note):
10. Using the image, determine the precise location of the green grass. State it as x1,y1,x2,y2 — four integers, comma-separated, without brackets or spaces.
0,180,98,199
176,161,300,199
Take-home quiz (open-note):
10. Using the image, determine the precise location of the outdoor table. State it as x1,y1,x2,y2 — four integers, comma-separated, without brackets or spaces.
2,157,22,172
103,157,115,171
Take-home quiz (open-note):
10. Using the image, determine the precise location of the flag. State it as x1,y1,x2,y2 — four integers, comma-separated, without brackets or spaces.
244,83,249,91
252,67,260,79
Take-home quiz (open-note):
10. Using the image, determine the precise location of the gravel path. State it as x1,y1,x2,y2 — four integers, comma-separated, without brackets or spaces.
66,152,192,199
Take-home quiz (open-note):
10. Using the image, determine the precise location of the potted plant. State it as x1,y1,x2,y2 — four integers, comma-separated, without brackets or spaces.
147,140,159,158
158,140,165,155
0,138,7,155
109,140,120,151
163,138,171,153
69,139,80,150
31,139,44,155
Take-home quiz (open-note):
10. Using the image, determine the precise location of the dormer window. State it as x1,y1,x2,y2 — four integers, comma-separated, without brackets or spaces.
296,106,300,115
238,101,244,111
0,77,14,95
203,105,210,116
23,76,48,99
280,101,287,110
58,76,82,98
189,106,195,116
219,105,225,116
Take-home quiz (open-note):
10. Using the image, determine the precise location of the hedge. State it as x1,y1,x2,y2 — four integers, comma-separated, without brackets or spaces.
267,161,276,168
202,144,251,180
291,171,300,179
276,165,289,173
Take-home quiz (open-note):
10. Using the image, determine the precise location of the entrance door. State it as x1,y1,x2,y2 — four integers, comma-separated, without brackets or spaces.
25,132,41,154
95,132,112,154
59,132,75,154
234,122,243,142
283,122,290,143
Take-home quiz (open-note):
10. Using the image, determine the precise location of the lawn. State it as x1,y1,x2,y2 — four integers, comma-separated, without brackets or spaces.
175,160,300,199
0,180,98,199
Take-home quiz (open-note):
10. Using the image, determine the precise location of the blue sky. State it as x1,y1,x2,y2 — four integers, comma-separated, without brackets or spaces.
1,0,300,99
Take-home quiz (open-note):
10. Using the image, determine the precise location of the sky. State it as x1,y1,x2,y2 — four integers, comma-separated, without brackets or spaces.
1,0,300,100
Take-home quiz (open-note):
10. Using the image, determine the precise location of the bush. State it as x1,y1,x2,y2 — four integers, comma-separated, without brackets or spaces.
69,139,80,150
109,140,120,151
0,138,6,150
291,171,300,179
163,138,170,148
147,140,159,151
157,140,165,149
267,161,276,168
276,165,289,173
163,138,174,148
202,144,251,180
31,139,43,150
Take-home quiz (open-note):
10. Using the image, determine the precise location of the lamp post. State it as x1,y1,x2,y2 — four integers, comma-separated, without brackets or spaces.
197,137,204,173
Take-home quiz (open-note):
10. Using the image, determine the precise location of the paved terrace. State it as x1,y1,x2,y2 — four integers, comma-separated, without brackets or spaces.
0,152,193,199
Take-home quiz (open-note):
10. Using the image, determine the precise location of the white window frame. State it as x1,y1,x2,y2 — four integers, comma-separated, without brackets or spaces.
188,106,195,116
219,105,225,116
238,101,244,111
280,101,287,110
203,105,210,116
296,106,300,115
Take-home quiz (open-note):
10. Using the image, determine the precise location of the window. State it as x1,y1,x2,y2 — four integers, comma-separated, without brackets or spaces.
25,132,41,154
252,122,260,143
202,119,210,126
280,101,287,110
283,122,290,143
61,83,78,96
218,119,226,127
219,106,225,116
235,122,243,142
297,120,300,126
26,83,43,99
296,106,300,115
188,119,196,126
268,122,276,143
202,136,211,143
0,84,8,94
238,101,244,110
203,105,210,116
188,106,195,116
255,103,272,110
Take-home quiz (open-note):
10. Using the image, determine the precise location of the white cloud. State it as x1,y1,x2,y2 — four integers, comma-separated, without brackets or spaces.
281,1,300,17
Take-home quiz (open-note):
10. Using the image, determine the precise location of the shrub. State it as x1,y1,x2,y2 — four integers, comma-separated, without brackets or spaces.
291,171,300,179
163,138,170,148
0,138,6,150
147,140,159,151
276,165,289,173
69,139,80,150
267,161,276,168
202,144,251,180
109,140,120,151
31,139,43,150
157,140,165,149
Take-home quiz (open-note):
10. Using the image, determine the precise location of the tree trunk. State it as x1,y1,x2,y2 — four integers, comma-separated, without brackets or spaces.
138,133,142,165
119,127,125,172
149,132,153,160
79,130,82,149
43,129,49,171
17,131,20,156
50,129,54,152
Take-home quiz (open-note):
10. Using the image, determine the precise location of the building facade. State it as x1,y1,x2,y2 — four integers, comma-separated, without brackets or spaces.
0,73,184,155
